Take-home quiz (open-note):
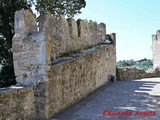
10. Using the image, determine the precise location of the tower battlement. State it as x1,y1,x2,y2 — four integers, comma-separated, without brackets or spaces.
152,30,160,69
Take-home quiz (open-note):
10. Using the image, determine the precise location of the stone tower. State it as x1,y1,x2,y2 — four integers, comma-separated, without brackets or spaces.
152,30,160,69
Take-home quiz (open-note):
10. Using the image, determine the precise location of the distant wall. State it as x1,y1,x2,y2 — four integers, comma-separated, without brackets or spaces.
152,30,160,69
1,9,117,119
117,68,160,80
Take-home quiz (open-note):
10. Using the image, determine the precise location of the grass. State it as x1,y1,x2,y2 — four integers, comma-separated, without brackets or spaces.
58,51,73,58
58,44,101,58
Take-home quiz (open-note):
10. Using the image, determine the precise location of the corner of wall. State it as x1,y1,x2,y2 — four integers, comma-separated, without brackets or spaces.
13,9,47,86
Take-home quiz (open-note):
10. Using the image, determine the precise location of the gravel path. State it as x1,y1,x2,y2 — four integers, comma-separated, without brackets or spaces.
51,78,160,120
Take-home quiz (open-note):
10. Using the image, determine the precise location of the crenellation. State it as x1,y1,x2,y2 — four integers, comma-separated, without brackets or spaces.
35,10,109,60
67,18,78,37
89,20,98,45
98,22,106,41
14,9,37,36
108,33,116,45
156,30,160,34
6,9,117,119
12,9,116,86
79,19,91,45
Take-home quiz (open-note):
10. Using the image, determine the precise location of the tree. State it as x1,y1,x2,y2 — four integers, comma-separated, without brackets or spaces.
0,0,86,87
0,0,32,87
35,0,86,17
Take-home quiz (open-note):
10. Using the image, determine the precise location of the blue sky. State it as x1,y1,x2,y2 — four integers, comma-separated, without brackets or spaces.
75,0,160,61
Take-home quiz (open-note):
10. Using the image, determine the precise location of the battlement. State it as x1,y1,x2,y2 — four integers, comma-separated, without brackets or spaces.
9,9,117,119
13,9,108,59
12,9,116,85
156,30,160,34
152,30,160,41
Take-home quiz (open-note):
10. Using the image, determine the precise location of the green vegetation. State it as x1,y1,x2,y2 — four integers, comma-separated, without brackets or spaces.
0,0,86,87
58,44,101,58
83,44,98,50
58,51,73,58
36,0,86,17
117,58,153,71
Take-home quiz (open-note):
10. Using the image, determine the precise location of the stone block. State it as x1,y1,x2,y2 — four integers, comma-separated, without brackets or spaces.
12,42,23,53
14,9,37,34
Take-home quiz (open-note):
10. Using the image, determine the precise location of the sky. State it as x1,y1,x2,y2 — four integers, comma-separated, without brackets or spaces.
75,0,160,61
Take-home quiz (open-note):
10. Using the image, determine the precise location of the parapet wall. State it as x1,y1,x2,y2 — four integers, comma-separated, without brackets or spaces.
12,9,109,85
117,68,160,80
2,9,117,119
0,86,35,120
36,10,106,58
46,45,116,117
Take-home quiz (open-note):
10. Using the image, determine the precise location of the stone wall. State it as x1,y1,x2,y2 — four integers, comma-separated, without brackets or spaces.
12,9,109,85
117,68,160,80
12,9,47,85
0,86,35,120
152,30,160,69
46,44,116,117
38,11,106,59
1,9,117,119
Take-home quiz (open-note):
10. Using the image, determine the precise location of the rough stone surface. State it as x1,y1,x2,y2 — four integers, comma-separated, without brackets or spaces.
12,10,110,86
13,9,47,85
152,30,160,69
13,32,47,85
46,44,116,117
14,9,37,35
9,9,116,119
117,68,160,80
0,86,35,120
